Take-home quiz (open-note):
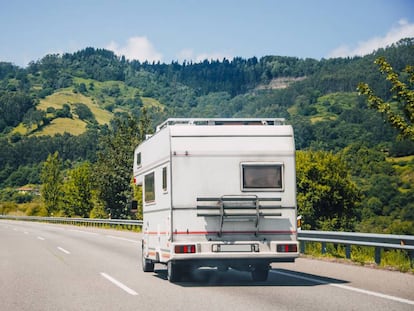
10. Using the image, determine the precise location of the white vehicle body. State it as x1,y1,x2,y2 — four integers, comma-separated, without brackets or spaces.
133,118,299,282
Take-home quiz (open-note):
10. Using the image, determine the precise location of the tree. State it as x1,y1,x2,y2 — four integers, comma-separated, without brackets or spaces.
23,108,47,130
94,114,147,218
357,57,414,140
0,92,34,131
40,152,63,215
78,82,87,93
296,150,361,231
56,103,72,118
39,54,62,88
74,103,95,122
61,162,94,217
138,107,153,141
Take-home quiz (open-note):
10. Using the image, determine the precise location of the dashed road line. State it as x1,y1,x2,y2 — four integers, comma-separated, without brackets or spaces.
100,272,138,296
106,235,139,244
37,236,45,240
57,246,70,254
69,229,98,235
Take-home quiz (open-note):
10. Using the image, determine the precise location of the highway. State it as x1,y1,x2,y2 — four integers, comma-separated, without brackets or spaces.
1,220,413,311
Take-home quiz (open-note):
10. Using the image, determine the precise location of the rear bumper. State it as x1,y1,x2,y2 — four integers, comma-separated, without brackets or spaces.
168,240,299,265
170,257,296,271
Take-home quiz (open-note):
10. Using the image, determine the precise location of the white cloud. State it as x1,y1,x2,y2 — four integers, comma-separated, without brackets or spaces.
327,19,414,58
176,49,195,62
106,37,232,64
106,36,163,62
176,48,233,63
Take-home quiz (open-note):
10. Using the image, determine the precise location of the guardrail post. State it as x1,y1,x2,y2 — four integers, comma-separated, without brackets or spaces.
345,245,351,259
375,247,381,265
321,242,327,255
300,241,306,254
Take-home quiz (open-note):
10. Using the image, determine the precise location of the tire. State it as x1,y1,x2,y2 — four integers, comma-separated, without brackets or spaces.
167,261,181,282
141,248,154,272
251,266,269,282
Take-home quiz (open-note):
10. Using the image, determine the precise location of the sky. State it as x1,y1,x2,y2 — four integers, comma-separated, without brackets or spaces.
0,0,413,67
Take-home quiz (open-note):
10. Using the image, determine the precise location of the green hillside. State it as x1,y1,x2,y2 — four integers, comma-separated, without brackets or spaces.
0,42,413,234
9,78,166,136
38,89,112,123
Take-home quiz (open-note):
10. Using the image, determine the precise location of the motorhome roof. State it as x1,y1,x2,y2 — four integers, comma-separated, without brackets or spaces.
156,118,286,132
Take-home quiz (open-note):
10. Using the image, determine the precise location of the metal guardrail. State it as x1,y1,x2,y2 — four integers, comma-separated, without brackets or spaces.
1,215,413,265
298,230,414,265
0,215,143,227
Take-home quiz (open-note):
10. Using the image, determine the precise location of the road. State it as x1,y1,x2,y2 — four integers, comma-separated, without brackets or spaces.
1,220,413,311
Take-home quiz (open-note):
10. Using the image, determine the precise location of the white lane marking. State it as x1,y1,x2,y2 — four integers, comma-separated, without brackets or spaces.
57,247,71,254
106,235,139,244
100,272,138,296
271,270,414,306
69,229,98,235
37,236,45,240
24,231,29,234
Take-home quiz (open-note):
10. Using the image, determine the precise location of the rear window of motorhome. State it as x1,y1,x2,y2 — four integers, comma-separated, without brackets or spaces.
242,164,283,190
144,172,155,202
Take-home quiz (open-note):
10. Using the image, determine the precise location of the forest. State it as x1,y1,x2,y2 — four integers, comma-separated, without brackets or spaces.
0,38,413,234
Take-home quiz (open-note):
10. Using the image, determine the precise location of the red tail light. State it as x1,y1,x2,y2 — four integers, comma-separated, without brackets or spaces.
277,244,297,253
174,244,196,254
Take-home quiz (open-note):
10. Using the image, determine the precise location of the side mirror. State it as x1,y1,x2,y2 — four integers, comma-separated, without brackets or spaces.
297,215,302,230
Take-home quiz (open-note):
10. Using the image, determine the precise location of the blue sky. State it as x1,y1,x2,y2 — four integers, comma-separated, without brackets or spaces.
1,0,413,67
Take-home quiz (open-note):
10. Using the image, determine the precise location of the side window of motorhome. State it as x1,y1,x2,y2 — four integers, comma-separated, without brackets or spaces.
136,152,142,167
242,163,283,191
162,167,167,192
144,172,155,202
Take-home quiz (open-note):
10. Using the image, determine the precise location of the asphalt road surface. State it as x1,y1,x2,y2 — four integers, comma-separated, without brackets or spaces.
1,220,413,311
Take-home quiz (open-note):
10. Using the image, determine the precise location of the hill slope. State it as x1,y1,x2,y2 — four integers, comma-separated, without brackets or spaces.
0,41,413,234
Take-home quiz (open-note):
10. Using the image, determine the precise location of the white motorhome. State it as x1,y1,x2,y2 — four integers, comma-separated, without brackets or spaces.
133,118,299,282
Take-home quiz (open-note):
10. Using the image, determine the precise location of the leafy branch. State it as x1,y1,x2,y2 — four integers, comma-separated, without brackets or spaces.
357,57,414,141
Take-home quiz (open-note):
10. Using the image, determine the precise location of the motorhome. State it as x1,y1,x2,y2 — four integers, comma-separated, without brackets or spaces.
133,118,299,282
